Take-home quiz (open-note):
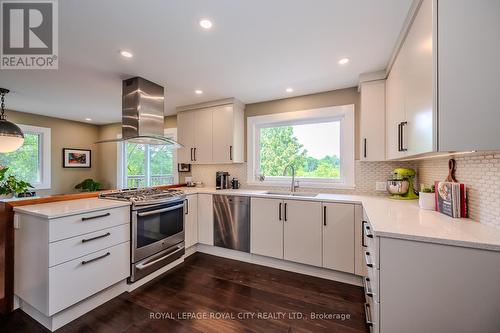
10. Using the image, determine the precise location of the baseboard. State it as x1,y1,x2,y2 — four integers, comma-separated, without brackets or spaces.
196,244,363,287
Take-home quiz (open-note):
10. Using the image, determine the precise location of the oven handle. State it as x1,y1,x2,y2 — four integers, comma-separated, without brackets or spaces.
137,203,185,217
136,245,184,270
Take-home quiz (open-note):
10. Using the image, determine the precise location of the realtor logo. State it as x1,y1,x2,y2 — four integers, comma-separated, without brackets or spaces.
1,0,58,69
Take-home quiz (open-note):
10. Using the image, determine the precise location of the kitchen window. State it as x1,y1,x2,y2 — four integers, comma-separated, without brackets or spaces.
0,124,51,189
120,129,178,188
247,105,355,188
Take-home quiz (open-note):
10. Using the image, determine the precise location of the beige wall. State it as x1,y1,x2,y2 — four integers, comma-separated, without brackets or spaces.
245,87,361,158
5,110,100,196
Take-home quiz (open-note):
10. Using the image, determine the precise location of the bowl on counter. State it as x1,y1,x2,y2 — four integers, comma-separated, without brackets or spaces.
387,179,409,195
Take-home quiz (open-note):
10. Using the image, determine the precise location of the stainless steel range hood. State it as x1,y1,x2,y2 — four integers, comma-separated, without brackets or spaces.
96,77,182,147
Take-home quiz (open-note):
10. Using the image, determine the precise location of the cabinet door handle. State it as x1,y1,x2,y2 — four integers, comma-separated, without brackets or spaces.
278,202,282,221
362,221,367,247
397,123,402,152
363,138,367,158
81,232,111,243
81,212,110,221
364,251,374,268
194,148,197,161
190,148,193,161
323,206,327,226
229,146,233,161
363,277,374,298
364,303,373,327
401,121,408,152
81,252,110,265
185,199,189,215
284,203,288,222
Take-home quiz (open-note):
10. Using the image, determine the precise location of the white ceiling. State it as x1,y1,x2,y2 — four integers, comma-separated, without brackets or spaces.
0,0,412,124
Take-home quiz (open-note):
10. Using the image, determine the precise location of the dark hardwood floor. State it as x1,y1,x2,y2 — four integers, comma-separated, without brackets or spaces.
0,253,369,333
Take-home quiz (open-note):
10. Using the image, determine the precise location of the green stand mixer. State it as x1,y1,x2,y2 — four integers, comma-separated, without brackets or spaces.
387,168,419,200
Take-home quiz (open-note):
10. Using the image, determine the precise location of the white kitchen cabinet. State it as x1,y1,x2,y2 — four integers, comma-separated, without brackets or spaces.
386,0,433,159
193,109,213,164
250,197,284,259
177,110,196,164
197,194,214,245
212,104,244,163
283,200,322,267
359,80,386,161
14,203,131,320
177,98,245,164
184,194,198,248
437,0,500,152
322,203,355,273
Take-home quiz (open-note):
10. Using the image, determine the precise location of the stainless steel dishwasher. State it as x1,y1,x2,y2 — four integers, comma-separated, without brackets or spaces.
213,195,250,252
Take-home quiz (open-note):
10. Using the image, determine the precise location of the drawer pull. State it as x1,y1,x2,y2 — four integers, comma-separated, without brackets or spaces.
81,232,111,243
81,252,110,265
81,212,111,221
364,251,374,268
364,303,373,327
364,223,373,238
363,277,374,298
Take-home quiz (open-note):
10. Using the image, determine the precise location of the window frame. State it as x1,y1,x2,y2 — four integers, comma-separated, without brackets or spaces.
6,124,52,189
247,105,355,189
118,128,179,189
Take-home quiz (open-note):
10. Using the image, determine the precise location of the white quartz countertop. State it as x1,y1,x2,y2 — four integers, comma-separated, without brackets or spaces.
183,187,500,251
13,198,131,219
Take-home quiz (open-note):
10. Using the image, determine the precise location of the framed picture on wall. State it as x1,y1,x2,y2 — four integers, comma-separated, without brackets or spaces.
63,148,91,168
178,163,191,172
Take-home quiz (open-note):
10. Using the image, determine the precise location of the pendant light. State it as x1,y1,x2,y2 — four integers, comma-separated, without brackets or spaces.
0,88,24,153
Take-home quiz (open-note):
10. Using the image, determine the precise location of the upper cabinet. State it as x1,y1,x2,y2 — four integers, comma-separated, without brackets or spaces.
385,0,500,159
360,80,386,161
177,99,245,164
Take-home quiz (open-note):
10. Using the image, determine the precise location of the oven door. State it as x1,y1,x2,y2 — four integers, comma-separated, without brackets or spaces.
132,199,185,263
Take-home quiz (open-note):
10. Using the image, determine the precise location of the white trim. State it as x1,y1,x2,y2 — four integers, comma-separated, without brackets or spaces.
246,105,355,189
16,124,51,190
164,128,179,184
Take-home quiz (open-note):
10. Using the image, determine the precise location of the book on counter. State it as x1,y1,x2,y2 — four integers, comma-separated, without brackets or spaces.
434,181,467,218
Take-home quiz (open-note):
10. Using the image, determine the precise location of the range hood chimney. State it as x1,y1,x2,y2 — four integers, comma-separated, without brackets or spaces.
96,77,182,147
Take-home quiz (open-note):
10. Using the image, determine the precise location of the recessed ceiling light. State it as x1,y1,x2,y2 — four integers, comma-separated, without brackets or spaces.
199,19,213,29
195,90,203,95
285,88,294,93
120,50,133,58
338,57,350,65
85,118,92,121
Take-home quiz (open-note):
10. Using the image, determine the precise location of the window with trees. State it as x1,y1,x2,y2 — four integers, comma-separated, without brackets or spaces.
0,124,51,189
247,105,355,188
121,129,178,188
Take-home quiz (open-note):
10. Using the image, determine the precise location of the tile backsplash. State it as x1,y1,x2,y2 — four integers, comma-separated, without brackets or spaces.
417,152,500,229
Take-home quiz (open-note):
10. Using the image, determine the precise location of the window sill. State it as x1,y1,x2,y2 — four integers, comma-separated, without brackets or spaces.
246,181,355,190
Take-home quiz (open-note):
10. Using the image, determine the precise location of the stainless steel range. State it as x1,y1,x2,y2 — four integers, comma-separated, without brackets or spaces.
100,188,186,282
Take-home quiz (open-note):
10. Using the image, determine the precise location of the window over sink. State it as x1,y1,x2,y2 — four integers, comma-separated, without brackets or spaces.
247,105,355,189
120,128,178,188
0,124,51,189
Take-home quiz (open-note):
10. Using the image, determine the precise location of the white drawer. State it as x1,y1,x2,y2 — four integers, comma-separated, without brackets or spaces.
49,206,130,242
365,295,380,333
48,241,130,316
363,220,376,250
49,224,130,267
365,266,380,303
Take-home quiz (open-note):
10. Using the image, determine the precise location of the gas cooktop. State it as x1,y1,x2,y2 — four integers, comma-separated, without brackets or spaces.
99,188,185,206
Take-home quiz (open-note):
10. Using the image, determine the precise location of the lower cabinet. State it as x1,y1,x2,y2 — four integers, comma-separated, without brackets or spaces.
184,194,198,248
250,197,283,259
251,197,357,270
283,200,322,266
322,202,355,273
197,194,214,245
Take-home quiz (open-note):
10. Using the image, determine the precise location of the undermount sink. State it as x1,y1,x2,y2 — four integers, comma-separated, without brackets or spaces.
263,191,319,198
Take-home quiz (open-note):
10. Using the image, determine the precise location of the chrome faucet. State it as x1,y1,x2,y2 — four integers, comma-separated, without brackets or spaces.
283,164,299,193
